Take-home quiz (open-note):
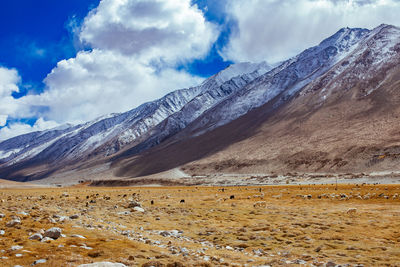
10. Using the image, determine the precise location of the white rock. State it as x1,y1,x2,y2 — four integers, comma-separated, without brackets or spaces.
133,207,145,213
6,219,21,227
0,213,5,218
44,227,62,239
127,201,141,208
80,245,93,250
11,245,23,251
15,254,23,257
78,262,127,267
0,230,5,235
41,237,53,243
29,233,43,240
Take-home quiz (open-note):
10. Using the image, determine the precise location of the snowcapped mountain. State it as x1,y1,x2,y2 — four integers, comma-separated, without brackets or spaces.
1,24,400,182
0,61,271,177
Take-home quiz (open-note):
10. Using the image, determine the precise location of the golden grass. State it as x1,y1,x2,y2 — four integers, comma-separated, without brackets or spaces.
1,184,400,266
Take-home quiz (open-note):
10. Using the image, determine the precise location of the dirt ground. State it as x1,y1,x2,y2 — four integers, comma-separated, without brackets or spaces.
0,184,400,266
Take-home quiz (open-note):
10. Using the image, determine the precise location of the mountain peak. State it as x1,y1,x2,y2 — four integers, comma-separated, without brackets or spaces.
206,61,271,86
319,27,369,51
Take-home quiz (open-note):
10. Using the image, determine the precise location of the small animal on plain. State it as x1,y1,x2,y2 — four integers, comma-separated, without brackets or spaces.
180,199,185,203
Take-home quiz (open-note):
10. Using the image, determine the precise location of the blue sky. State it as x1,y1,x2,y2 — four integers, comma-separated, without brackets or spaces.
1,0,400,140
0,0,231,95
0,1,100,94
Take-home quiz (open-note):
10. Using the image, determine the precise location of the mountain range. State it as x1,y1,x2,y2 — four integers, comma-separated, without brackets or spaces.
1,24,400,184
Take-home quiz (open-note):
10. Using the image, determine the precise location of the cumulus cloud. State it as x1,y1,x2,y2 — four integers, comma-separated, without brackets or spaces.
29,49,203,123
80,0,218,64
0,118,59,141
0,67,59,140
0,115,7,127
0,0,218,135
222,0,400,63
0,67,29,122
29,0,218,123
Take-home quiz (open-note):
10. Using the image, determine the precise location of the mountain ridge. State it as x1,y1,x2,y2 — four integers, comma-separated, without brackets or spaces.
1,24,400,183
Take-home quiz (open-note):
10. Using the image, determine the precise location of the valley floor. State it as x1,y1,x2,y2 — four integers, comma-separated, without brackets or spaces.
0,184,400,266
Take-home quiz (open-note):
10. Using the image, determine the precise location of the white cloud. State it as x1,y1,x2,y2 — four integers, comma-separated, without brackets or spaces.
0,67,20,96
0,0,219,139
28,0,217,124
80,0,218,64
0,118,59,141
0,67,28,121
29,49,202,123
222,0,400,63
0,115,7,127
0,67,59,140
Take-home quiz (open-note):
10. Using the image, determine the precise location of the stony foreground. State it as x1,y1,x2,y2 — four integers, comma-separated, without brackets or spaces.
0,184,400,266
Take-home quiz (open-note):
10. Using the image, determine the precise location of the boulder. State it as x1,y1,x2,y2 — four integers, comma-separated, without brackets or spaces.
127,201,141,208
29,233,43,241
6,219,21,227
133,207,145,212
44,227,62,239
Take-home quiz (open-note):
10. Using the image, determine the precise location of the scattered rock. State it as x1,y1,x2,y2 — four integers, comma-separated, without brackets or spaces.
0,230,5,235
11,245,23,251
41,237,53,243
44,227,62,239
325,261,337,267
127,201,141,208
6,219,21,227
133,207,145,213
29,233,43,241
88,251,102,258
69,214,79,219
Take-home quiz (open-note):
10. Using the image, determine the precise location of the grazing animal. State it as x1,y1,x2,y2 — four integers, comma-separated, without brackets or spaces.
230,195,235,199
151,200,154,205
347,208,357,215
180,199,185,203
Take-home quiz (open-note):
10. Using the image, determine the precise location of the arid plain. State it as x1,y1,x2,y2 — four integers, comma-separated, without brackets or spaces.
1,184,400,266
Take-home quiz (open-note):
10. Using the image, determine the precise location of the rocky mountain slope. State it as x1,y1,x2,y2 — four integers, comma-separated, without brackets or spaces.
115,24,400,178
1,24,400,182
0,61,270,180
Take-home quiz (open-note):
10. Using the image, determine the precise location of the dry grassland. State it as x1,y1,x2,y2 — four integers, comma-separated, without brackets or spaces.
1,184,400,266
